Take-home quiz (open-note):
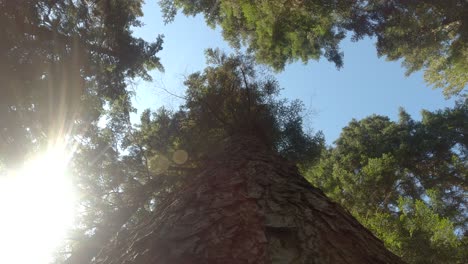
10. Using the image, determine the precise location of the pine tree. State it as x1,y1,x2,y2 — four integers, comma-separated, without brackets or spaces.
71,50,403,264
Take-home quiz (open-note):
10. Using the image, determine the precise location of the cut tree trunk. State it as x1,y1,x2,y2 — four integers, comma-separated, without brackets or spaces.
94,135,403,264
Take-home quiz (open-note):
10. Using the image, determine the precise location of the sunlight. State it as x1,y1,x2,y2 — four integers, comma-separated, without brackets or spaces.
0,145,76,264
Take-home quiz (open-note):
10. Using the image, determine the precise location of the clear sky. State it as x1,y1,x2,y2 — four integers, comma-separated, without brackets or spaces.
130,1,456,144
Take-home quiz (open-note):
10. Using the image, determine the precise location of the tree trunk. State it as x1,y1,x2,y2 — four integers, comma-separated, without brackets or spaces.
94,135,403,264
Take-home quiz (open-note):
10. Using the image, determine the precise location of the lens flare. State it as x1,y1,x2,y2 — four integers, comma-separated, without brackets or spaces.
0,146,76,264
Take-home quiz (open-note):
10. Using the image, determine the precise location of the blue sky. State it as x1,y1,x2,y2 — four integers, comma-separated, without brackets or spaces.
131,1,455,144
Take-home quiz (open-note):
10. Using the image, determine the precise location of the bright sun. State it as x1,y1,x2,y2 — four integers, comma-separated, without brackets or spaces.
0,146,76,264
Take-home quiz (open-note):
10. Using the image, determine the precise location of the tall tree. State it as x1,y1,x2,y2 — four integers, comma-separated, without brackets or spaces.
160,0,468,96
0,0,163,166
306,99,468,263
80,50,402,264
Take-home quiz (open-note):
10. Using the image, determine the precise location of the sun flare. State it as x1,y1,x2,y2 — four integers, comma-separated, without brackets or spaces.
0,146,76,264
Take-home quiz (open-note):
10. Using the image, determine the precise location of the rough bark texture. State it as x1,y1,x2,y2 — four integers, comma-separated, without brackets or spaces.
94,136,403,264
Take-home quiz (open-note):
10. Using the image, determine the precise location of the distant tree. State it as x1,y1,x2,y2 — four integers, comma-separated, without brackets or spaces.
160,0,467,96
306,99,468,263
0,0,163,166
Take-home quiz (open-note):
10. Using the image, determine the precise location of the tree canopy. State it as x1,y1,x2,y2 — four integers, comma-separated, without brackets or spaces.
160,0,468,96
306,99,468,263
0,0,163,166
361,0,468,97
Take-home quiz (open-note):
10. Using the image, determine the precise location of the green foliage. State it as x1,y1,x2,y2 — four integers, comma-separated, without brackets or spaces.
361,0,468,97
160,0,346,70
0,0,163,166
160,0,468,96
306,100,468,263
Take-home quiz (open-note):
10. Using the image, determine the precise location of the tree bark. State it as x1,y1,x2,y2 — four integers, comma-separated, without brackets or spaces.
94,135,403,264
